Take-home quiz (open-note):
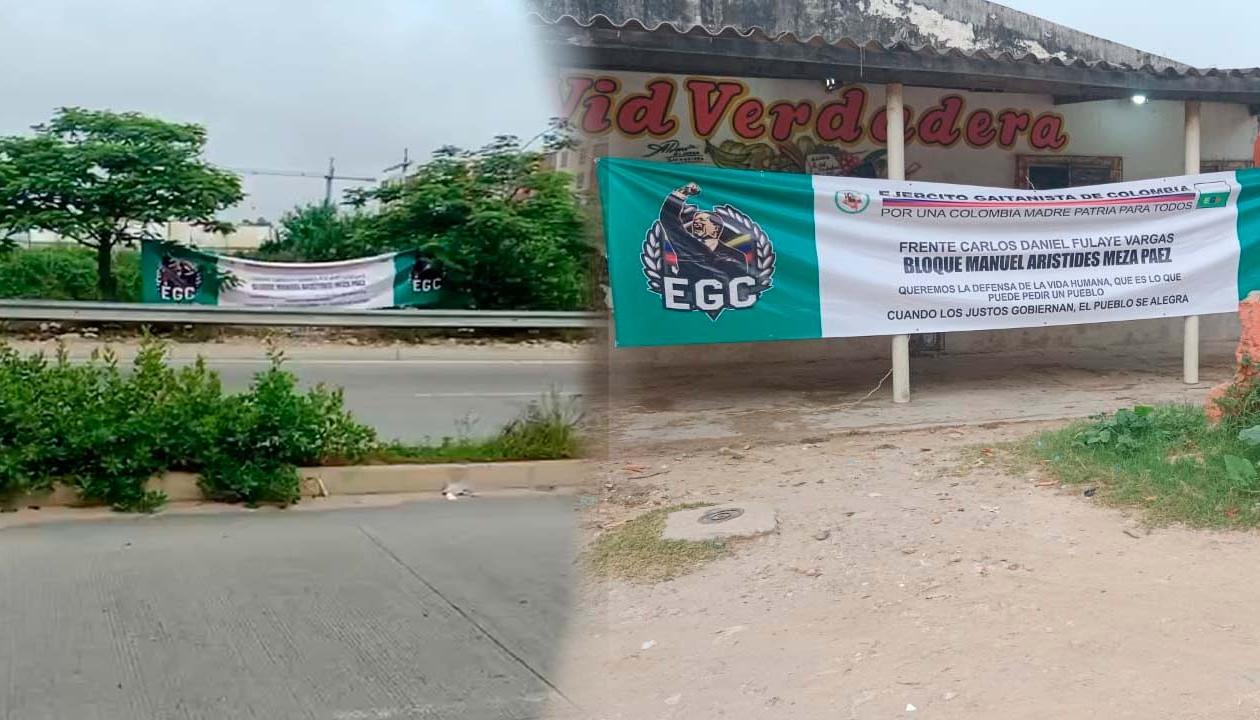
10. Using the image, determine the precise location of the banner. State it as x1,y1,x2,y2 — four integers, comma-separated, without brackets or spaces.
141,242,444,309
598,158,1260,347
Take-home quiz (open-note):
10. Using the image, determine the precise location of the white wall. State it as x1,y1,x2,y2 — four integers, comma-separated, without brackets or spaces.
1057,99,1257,181
1203,101,1259,164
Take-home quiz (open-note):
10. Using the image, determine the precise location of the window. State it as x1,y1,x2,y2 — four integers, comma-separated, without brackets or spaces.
1016,155,1123,189
1201,159,1253,173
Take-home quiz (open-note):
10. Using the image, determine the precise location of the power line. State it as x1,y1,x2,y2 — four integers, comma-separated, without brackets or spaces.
220,158,377,206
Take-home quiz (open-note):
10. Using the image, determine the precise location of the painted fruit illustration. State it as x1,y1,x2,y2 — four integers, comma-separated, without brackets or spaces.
704,136,914,178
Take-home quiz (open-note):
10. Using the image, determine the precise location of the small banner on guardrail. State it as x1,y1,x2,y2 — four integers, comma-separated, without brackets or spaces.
598,158,1260,347
141,241,444,308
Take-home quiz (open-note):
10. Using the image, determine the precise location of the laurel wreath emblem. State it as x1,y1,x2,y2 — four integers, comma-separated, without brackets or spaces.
640,203,775,297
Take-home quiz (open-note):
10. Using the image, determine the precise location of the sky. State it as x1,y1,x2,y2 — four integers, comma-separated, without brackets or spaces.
996,0,1260,68
0,0,555,221
2,1,1255,221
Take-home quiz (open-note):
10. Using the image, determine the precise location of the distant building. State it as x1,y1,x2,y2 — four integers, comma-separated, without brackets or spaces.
11,221,275,253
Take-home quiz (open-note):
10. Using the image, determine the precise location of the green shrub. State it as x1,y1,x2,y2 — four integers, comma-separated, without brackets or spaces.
0,343,172,509
255,204,370,263
0,246,141,302
0,339,576,512
1072,405,1159,454
196,348,378,505
0,339,376,511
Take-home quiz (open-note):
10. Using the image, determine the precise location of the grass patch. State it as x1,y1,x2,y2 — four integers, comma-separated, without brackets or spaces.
1023,403,1260,528
360,391,581,465
587,503,728,583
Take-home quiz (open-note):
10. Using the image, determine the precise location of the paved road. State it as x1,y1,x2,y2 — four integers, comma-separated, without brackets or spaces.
0,495,580,720
207,355,586,442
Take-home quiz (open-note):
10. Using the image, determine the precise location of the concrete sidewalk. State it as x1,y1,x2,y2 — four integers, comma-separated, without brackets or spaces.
601,341,1238,451
0,495,582,720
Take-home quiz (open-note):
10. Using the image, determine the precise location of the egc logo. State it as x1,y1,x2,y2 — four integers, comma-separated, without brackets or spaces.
640,183,775,320
410,256,443,293
157,255,203,301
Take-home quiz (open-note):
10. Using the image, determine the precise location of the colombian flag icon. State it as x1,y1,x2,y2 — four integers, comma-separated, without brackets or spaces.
1195,181,1231,209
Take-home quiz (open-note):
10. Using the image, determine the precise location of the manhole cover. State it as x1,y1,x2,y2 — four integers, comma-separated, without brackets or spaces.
699,507,744,524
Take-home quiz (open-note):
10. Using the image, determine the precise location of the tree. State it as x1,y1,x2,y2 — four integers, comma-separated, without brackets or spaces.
256,203,367,262
0,108,243,298
345,130,591,310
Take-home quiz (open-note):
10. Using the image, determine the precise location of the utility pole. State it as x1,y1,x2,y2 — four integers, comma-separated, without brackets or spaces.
324,157,335,206
382,148,411,179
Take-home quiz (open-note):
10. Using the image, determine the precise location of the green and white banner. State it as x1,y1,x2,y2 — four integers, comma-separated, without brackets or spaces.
599,158,1260,347
141,241,444,308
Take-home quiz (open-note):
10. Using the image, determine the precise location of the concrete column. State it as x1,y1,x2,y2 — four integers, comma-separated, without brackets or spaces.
1184,100,1201,385
887,83,910,403
887,84,906,183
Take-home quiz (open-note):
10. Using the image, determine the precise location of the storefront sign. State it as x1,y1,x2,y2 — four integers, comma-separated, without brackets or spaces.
560,71,1069,178
141,241,444,308
598,158,1260,347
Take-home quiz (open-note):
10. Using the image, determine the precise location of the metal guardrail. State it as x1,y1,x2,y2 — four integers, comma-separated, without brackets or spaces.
0,300,604,329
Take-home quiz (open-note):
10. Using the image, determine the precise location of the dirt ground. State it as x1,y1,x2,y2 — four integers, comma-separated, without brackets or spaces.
558,423,1260,719
557,347,1260,720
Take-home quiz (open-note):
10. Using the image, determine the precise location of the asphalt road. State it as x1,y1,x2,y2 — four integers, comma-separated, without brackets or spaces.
0,495,581,720
207,355,586,442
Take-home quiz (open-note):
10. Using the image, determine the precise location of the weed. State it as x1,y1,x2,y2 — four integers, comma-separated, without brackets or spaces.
1072,405,1157,454
586,504,727,583
495,389,582,460
1212,356,1260,432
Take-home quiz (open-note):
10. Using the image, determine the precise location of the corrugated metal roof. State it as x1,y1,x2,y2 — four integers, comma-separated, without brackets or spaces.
538,13,1260,80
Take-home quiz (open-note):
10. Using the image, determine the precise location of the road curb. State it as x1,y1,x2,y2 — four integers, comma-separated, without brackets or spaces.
8,460,588,509
301,460,587,497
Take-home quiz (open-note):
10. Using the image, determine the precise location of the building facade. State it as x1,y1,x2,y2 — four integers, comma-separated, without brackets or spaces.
533,1,1260,399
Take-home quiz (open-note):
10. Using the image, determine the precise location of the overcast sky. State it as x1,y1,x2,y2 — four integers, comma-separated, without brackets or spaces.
0,0,554,221
2,1,1255,221
997,0,1260,68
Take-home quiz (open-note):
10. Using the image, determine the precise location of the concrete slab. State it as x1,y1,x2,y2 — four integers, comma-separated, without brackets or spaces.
662,502,777,542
